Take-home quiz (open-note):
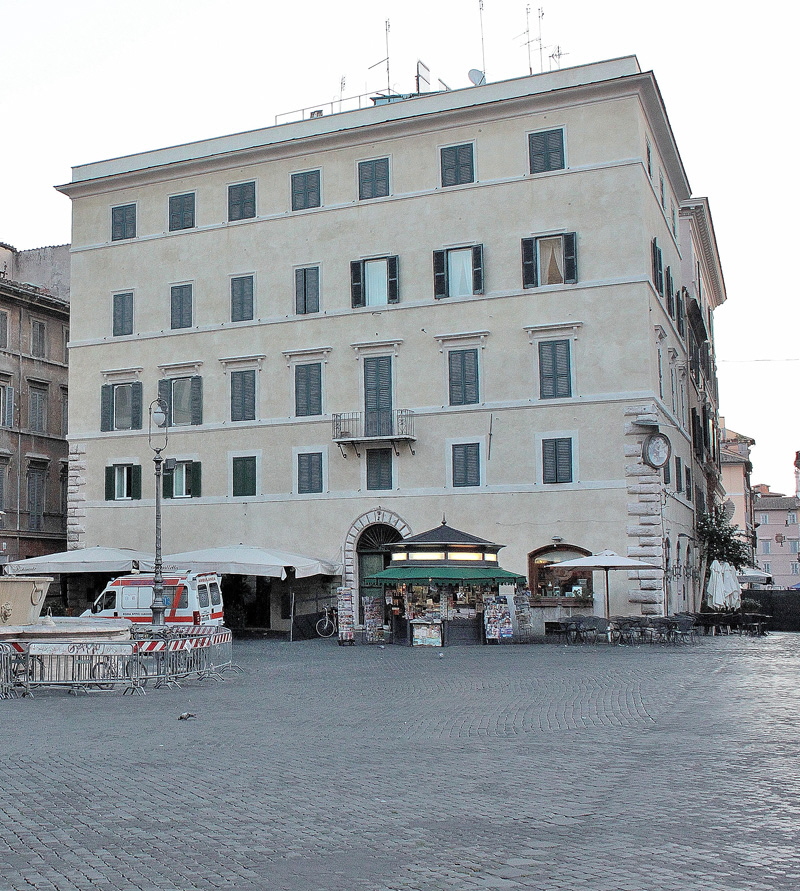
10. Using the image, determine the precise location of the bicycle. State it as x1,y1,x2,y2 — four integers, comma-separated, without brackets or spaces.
316,605,338,638
90,655,148,691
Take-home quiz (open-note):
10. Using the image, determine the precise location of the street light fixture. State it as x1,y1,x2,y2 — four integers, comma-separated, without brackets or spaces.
148,397,169,626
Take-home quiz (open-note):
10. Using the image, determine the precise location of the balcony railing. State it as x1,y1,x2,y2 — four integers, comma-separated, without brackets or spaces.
332,409,415,442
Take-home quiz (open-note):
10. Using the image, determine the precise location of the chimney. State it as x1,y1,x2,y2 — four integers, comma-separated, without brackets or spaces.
795,451,800,498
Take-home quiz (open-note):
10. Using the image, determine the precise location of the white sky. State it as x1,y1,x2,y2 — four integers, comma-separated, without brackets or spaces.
1,0,798,493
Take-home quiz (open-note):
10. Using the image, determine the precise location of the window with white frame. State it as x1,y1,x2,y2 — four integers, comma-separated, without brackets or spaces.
528,129,564,174
105,464,141,501
100,381,143,431
170,284,193,329
291,170,321,210
761,540,771,555
440,143,474,187
759,513,769,526
228,182,255,221
164,460,201,499
358,158,390,200
789,540,799,554
366,448,392,490
232,456,257,497
231,276,254,322
522,235,577,288
542,437,573,484
230,370,256,422
295,266,320,314
788,512,798,525
351,257,399,307
297,452,323,494
169,193,195,231
113,292,134,336
433,246,484,299
452,442,480,488
158,376,203,427
111,203,136,240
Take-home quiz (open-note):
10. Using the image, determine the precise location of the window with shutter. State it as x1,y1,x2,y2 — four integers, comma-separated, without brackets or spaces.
364,356,392,436
295,363,322,417
0,311,8,349
228,182,256,221
665,268,675,318
542,438,573,484
168,461,198,498
297,452,323,494
168,378,194,426
435,247,483,298
358,158,390,200
538,340,572,399
448,349,479,405
350,257,399,307
27,467,46,530
0,385,14,428
0,462,5,520
111,204,136,240
674,457,682,494
232,456,257,497
367,448,392,490
528,129,565,174
291,170,321,210
230,370,256,421
231,276,254,322
295,267,320,314
452,442,480,487
28,386,47,433
113,292,134,336
169,193,195,231
651,238,664,296
31,320,46,358
521,235,577,287
440,143,474,187
170,285,193,329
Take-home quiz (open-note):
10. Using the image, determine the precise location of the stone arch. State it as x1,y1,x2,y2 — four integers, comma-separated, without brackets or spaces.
342,508,412,594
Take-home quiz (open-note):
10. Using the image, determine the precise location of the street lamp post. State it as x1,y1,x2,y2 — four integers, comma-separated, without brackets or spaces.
148,398,169,626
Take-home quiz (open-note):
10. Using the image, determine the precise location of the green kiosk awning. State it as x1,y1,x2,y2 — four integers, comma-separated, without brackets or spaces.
365,566,525,585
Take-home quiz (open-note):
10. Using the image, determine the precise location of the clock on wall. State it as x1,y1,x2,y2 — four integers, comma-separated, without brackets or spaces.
642,432,671,468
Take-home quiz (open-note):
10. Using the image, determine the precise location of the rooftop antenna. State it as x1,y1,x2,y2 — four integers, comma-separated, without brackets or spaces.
525,6,533,75
537,7,545,73
368,19,392,94
549,44,567,70
478,1,487,79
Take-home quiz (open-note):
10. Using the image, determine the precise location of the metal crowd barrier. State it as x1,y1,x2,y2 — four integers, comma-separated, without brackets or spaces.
2,627,237,697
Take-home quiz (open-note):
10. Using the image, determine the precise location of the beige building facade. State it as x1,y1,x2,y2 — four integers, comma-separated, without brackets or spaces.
58,57,726,627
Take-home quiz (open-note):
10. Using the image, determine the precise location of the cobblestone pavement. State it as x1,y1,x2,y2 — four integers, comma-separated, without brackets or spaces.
3,633,800,891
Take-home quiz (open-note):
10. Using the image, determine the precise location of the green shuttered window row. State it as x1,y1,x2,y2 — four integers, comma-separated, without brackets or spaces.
163,461,202,499
113,292,134,337
528,129,565,174
169,193,195,231
232,456,257,497
295,363,322,417
291,170,321,211
105,464,142,501
171,284,193,329
433,246,483,299
100,382,143,432
230,370,256,422
231,276,254,322
228,182,256,221
521,234,577,288
440,143,474,187
350,257,399,307
359,158,390,200
157,376,203,426
366,448,392,491
295,267,320,314
111,204,136,241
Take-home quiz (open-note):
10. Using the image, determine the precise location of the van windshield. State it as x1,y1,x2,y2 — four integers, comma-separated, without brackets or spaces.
93,590,116,613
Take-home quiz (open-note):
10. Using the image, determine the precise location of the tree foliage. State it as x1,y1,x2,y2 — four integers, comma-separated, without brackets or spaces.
696,509,750,570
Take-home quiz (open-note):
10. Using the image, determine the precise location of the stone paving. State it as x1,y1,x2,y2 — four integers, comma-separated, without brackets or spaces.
2,633,800,891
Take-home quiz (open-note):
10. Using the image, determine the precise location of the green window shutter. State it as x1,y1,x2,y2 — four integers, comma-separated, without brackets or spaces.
441,146,457,186
387,256,399,303
449,349,479,405
453,443,480,487
169,193,195,231
130,382,143,430
539,340,571,399
171,285,192,329
130,464,142,500
191,461,202,498
563,233,577,284
543,438,572,483
665,267,675,317
231,276,254,322
190,376,203,425
112,204,136,240
231,370,255,421
529,129,564,174
367,448,392,490
521,238,537,288
2,386,14,427
228,182,255,221
651,238,663,295
162,466,174,499
663,458,671,486
157,378,171,424
0,311,8,348
295,268,306,314
233,456,256,497
364,356,392,437
105,466,115,501
471,245,484,294
457,143,474,184
298,452,323,494
433,251,447,299
113,293,133,336
295,363,322,416
100,384,113,432
296,267,321,314
350,261,365,308
359,158,389,199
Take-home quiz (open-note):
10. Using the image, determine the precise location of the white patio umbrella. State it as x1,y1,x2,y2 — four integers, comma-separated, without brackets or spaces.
549,550,661,617
4,545,155,576
162,545,338,579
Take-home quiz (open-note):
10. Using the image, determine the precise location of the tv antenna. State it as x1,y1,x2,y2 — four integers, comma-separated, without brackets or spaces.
519,6,546,74
368,19,392,94
478,1,487,80
549,44,568,70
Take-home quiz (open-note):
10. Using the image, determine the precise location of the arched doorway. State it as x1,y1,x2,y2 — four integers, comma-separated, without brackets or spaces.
356,523,403,626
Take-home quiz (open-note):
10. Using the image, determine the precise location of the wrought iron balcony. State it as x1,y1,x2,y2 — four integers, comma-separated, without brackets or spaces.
332,410,416,455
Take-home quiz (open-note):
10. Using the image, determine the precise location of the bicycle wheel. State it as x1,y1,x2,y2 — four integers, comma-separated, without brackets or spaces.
124,657,148,687
316,617,336,638
90,661,115,690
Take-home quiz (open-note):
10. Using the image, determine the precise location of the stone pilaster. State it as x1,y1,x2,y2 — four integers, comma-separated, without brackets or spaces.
67,442,87,550
623,404,665,615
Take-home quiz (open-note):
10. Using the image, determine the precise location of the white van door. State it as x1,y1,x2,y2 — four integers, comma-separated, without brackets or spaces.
196,582,213,624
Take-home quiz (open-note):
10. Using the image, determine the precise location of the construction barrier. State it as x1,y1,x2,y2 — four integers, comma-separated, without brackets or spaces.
2,626,237,697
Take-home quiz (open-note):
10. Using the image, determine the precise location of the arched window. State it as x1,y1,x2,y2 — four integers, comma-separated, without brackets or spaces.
528,544,593,600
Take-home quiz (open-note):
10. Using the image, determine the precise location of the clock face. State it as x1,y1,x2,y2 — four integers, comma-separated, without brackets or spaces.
643,433,671,468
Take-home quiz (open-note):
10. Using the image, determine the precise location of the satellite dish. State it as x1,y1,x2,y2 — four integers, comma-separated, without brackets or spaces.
468,69,486,86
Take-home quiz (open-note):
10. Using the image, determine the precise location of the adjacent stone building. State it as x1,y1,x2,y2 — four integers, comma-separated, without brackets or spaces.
0,242,70,564
56,56,726,627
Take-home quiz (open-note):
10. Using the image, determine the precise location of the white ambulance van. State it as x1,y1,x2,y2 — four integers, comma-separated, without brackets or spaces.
82,571,224,626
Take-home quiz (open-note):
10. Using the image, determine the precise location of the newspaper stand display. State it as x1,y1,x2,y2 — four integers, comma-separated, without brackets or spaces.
336,587,356,645
364,521,524,647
